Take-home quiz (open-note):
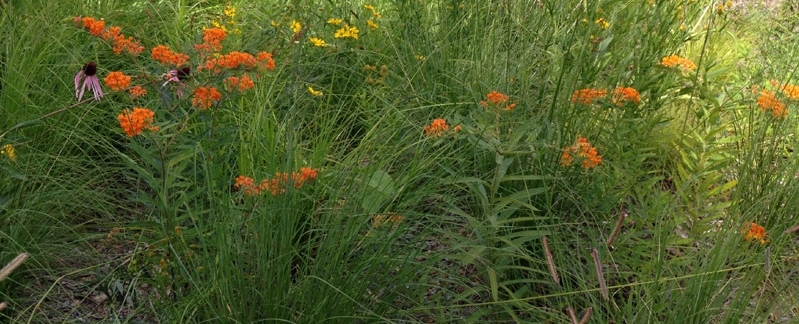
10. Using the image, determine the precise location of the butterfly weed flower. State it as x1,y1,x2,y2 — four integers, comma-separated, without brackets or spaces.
757,89,787,118
225,74,255,92
424,118,450,137
743,222,768,245
118,107,158,137
201,51,261,73
769,80,799,100
611,87,641,106
291,167,318,188
151,45,190,67
480,91,516,111
75,61,103,101
76,16,105,36
101,26,144,56
104,71,131,92
256,51,276,71
0,144,17,162
327,18,343,26
571,88,607,105
195,27,227,54
659,55,697,71
75,18,143,56
235,175,261,196
561,137,602,169
129,85,147,99
192,86,222,110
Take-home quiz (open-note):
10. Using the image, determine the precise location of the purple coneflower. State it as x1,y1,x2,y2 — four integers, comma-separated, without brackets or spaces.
74,61,103,101
161,66,190,99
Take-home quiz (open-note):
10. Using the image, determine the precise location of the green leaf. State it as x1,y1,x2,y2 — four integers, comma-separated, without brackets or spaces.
367,169,396,196
487,267,499,302
1,164,26,181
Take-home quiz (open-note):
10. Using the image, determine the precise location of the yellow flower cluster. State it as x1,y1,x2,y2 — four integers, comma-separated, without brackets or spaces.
334,24,359,39
1,144,16,162
595,18,610,30
210,4,241,35
291,20,302,34
309,37,327,47
308,86,323,97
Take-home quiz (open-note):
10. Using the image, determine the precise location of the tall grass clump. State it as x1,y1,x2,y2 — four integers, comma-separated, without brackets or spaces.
1,0,799,323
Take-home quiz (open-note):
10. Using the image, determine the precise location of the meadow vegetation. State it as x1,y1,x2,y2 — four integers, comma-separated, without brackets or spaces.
1,0,799,322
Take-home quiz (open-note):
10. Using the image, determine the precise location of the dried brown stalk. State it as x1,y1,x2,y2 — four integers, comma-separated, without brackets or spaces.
542,236,560,286
567,307,579,324
607,210,626,247
0,253,28,282
591,248,608,301
578,307,593,324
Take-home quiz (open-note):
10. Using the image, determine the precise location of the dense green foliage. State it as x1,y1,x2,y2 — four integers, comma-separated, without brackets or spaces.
2,0,799,322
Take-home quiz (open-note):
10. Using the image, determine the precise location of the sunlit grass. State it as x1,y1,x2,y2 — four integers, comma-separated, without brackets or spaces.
1,0,798,322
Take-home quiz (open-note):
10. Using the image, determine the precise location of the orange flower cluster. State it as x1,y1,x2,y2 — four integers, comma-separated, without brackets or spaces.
151,45,190,67
234,175,259,196
757,89,787,118
200,51,257,73
235,167,319,196
129,85,147,99
611,87,641,106
77,16,105,36
104,71,131,91
769,80,799,100
424,118,456,137
480,91,516,110
659,55,697,71
75,17,144,55
571,88,607,105
561,137,602,169
195,27,227,54
743,222,768,245
118,107,158,137
225,74,255,92
256,51,276,71
101,26,145,55
192,86,222,110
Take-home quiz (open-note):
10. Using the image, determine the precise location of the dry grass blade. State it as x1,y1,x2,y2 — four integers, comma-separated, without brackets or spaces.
0,253,28,282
